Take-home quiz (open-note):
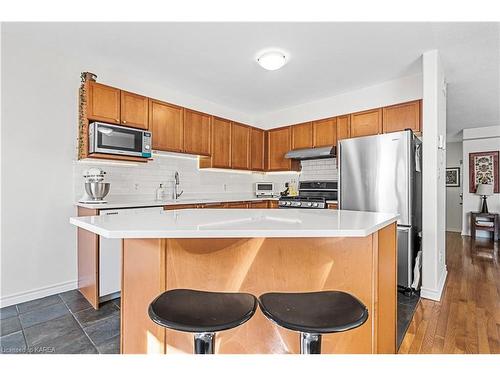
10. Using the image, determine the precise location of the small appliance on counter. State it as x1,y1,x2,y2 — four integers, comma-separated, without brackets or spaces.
255,182,275,197
79,167,110,204
278,180,338,209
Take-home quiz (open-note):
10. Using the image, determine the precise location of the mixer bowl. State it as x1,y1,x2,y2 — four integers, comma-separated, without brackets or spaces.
85,182,110,201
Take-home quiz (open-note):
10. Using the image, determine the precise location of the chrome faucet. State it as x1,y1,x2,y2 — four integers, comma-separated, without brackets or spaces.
173,171,183,200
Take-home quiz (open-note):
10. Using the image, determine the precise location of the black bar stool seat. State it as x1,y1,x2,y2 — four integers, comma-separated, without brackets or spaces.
259,291,368,354
149,289,257,354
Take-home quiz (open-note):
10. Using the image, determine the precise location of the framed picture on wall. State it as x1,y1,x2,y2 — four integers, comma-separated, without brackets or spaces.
446,167,460,187
468,150,499,193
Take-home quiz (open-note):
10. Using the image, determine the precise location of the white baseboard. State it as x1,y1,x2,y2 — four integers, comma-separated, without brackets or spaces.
446,227,462,233
421,268,448,301
0,280,78,308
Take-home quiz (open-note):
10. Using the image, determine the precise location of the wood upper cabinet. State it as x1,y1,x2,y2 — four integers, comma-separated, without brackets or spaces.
149,99,183,152
350,108,382,138
231,123,250,170
183,109,211,156
291,122,313,150
250,127,265,171
210,117,232,168
336,115,351,142
267,127,291,171
313,117,337,147
87,82,121,124
120,91,149,129
382,100,421,134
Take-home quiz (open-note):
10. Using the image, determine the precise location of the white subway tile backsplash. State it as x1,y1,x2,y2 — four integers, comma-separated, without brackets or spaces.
73,154,297,201
300,158,337,181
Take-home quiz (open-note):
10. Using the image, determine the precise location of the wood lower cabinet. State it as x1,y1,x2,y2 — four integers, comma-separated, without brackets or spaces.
163,204,198,210
87,82,121,124
336,115,351,142
327,203,338,209
268,200,279,209
250,128,265,171
77,207,100,309
149,99,184,152
313,117,337,147
267,127,292,171
206,117,232,168
120,91,149,129
231,123,250,170
249,201,268,208
382,100,421,134
350,108,382,138
183,109,211,156
291,122,313,150
198,203,227,209
226,202,250,208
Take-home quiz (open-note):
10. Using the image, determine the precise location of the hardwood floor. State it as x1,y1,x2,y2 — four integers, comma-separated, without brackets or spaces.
399,232,499,354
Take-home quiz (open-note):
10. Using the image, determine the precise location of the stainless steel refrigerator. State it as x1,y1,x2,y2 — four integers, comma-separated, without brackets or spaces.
339,130,422,290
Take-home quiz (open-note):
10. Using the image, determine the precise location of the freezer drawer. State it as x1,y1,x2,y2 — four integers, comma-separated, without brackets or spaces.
397,226,415,289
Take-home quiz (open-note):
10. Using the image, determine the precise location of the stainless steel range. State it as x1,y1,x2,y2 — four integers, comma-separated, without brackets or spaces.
278,181,338,209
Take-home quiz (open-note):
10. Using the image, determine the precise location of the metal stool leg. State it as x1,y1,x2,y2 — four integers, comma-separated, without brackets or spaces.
193,333,215,354
300,332,322,354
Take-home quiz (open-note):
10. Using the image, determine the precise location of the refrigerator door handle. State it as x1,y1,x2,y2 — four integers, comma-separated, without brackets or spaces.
415,143,422,172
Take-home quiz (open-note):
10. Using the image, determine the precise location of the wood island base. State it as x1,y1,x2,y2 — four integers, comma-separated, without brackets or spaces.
120,222,396,354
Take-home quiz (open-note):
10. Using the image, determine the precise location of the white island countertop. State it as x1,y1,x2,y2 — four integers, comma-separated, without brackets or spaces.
70,209,398,239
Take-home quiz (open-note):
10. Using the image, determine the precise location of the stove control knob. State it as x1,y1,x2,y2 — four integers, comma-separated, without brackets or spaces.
307,202,312,207
312,203,318,207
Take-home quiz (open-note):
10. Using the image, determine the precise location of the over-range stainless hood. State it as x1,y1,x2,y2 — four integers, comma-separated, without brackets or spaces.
284,146,336,160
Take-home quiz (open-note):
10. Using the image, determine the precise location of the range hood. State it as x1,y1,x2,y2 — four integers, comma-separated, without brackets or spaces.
285,146,336,160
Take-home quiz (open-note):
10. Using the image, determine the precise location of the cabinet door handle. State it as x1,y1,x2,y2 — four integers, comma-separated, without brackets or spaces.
122,120,127,124
115,119,119,122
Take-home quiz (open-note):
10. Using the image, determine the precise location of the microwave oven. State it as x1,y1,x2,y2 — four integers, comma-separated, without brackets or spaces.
89,122,152,158
255,182,275,197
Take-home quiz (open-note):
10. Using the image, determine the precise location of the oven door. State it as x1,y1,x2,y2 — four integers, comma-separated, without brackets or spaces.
91,123,149,157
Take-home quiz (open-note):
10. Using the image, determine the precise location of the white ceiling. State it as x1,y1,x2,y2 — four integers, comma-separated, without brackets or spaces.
14,22,500,137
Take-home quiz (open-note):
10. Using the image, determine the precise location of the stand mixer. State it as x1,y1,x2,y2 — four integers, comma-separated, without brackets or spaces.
79,168,110,204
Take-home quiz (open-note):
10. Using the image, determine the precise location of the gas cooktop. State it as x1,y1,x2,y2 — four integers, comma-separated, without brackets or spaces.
278,180,338,209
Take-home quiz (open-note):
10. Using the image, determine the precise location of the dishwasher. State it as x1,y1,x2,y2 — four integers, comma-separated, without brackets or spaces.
98,206,164,302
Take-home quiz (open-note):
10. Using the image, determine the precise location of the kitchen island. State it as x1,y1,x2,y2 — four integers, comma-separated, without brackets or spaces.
70,209,398,354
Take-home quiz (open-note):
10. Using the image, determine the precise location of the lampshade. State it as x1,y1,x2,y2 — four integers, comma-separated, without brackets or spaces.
476,183,494,196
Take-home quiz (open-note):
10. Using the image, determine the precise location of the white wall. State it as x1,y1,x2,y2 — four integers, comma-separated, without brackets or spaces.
257,74,422,128
421,50,448,302
446,142,463,232
461,125,500,237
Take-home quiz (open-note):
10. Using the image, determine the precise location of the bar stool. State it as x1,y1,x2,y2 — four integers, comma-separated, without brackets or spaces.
259,291,368,354
148,289,257,354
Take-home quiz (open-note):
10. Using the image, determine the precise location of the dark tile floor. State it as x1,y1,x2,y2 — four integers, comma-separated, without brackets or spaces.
0,290,120,354
397,290,420,349
2,288,418,354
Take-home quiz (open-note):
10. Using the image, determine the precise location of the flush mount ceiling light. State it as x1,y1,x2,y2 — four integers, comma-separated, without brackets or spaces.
256,50,288,71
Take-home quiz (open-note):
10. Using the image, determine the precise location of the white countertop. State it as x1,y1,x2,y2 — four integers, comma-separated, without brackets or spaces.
70,209,397,239
76,195,337,210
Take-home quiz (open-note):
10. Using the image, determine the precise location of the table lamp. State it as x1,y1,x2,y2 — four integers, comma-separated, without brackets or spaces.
476,183,494,213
